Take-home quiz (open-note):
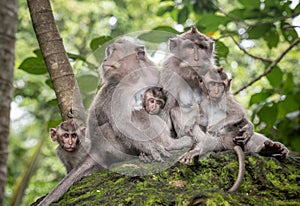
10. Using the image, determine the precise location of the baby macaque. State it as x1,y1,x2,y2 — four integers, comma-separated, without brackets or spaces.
179,67,289,191
132,87,194,162
50,119,88,173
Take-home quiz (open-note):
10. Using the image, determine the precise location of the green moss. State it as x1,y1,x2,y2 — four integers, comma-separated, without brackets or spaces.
32,151,300,206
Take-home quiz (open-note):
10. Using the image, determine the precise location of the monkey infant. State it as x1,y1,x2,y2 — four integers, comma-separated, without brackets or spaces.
132,87,194,162
50,119,88,173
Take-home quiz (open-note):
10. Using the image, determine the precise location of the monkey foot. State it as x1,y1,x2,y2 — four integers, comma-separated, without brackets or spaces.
178,149,200,164
139,152,153,163
258,140,289,158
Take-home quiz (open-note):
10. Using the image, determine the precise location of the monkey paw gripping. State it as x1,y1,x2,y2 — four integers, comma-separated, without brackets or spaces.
178,149,200,164
143,143,171,162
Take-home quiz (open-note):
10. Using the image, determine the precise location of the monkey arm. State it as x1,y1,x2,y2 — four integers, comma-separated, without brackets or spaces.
208,95,247,135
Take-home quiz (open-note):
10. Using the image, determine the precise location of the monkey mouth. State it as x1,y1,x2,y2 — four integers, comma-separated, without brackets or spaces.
64,147,76,152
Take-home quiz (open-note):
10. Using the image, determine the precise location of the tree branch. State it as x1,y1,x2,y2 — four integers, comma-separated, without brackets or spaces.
27,0,86,123
234,38,300,95
228,35,273,63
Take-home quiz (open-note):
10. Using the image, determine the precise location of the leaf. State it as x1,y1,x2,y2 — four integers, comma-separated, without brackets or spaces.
277,95,299,119
198,14,230,32
177,6,189,24
282,73,294,94
280,22,298,43
249,89,272,106
67,53,86,61
248,23,272,39
138,31,175,43
229,8,262,19
77,75,99,92
263,25,279,48
238,0,260,9
257,103,278,126
33,49,43,58
266,66,283,88
90,36,113,51
215,41,229,59
47,98,58,106
156,5,174,16
18,57,47,75
45,79,54,89
153,26,179,34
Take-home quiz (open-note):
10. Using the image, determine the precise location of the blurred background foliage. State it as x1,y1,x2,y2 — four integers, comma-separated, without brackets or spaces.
8,0,300,205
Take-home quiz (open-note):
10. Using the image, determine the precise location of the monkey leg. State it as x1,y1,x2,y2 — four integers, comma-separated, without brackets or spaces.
166,135,194,151
245,132,289,157
179,131,218,164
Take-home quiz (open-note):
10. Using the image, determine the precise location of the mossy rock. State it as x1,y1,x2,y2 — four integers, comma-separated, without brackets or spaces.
33,151,300,205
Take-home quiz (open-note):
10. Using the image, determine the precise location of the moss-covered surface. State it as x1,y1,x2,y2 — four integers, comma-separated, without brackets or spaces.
33,151,300,205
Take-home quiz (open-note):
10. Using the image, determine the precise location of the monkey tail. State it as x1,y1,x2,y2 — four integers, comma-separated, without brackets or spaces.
228,145,245,192
37,155,97,206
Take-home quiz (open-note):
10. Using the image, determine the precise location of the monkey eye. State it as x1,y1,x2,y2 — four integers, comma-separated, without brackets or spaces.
149,98,155,104
156,101,162,106
71,133,77,138
197,44,207,49
63,133,69,138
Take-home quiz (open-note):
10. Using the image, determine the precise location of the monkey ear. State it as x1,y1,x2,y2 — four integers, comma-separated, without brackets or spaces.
136,46,145,60
169,38,177,53
191,26,197,33
226,78,232,92
50,128,57,142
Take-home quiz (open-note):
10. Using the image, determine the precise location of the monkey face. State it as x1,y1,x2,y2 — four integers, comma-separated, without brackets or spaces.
59,131,79,152
145,97,164,115
206,81,225,102
170,37,213,68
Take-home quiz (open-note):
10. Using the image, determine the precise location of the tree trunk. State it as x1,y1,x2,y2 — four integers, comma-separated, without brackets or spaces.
27,0,86,123
0,0,18,205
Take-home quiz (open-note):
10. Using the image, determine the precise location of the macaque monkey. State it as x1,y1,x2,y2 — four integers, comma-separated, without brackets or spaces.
179,67,289,192
160,26,215,138
38,38,170,205
132,87,194,162
50,119,88,173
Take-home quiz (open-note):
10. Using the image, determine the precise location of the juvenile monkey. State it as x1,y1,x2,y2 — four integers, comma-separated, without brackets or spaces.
132,87,194,162
160,26,215,138
50,119,88,173
179,68,289,192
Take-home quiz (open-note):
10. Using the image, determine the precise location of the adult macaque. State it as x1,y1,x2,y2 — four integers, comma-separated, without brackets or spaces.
160,26,215,137
179,68,289,192
132,87,194,162
38,38,169,206
50,119,88,173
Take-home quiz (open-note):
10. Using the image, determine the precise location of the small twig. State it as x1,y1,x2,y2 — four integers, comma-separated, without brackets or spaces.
229,35,273,63
234,38,300,95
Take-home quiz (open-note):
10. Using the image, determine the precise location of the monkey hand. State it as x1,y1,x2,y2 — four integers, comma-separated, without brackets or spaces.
178,149,200,164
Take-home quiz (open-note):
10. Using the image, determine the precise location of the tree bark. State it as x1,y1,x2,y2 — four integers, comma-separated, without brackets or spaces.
27,0,86,123
0,0,18,205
